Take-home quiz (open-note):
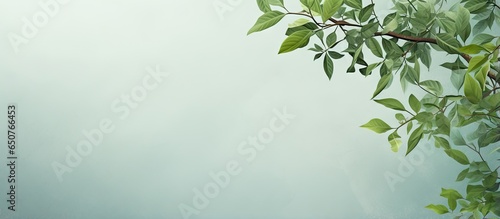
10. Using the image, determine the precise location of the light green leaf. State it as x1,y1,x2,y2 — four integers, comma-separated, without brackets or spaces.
278,30,314,54
257,0,272,12
322,0,343,22
458,44,485,54
467,55,489,73
434,136,451,149
473,210,482,219
374,98,406,111
409,94,421,113
475,64,489,90
425,204,449,214
268,0,284,7
248,11,286,35
444,149,470,165
440,188,463,211
388,131,402,152
288,18,311,28
395,113,405,122
464,74,482,104
420,80,443,96
361,118,392,134
451,129,467,145
382,16,398,34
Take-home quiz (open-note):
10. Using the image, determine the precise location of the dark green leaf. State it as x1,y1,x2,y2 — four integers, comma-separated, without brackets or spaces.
372,73,392,99
406,124,424,155
323,54,334,79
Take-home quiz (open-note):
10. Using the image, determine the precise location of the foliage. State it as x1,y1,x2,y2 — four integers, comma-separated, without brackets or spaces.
248,0,500,217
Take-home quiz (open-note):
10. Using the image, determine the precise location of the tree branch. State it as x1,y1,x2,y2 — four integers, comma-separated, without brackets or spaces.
375,31,437,43
297,12,499,82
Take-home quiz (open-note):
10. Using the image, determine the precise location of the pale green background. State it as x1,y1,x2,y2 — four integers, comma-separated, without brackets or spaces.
0,0,472,218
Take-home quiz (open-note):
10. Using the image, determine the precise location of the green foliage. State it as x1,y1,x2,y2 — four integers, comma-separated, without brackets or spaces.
249,0,500,217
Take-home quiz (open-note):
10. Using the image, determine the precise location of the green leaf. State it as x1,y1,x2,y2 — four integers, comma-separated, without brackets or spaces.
322,0,343,22
288,18,311,28
434,136,451,149
483,171,498,188
365,38,383,58
256,0,272,12
313,53,323,60
420,80,443,96
361,118,392,134
425,204,449,214
451,70,466,90
347,45,363,73
344,0,362,9
278,30,314,54
395,113,405,122
444,149,470,165
451,129,467,145
464,0,487,13
467,55,489,73
382,15,398,34
441,58,468,70
409,94,421,113
456,6,471,41
456,168,469,181
440,188,463,211
458,44,485,54
286,22,318,36
388,131,402,152
472,33,495,45
248,11,286,35
268,0,284,7
328,51,344,59
301,0,321,14
406,125,424,155
359,4,374,23
435,33,461,54
475,64,489,90
361,22,378,38
323,54,334,80
478,128,500,148
326,32,337,47
464,74,482,104
361,62,379,76
374,98,406,111
473,210,482,219
372,73,392,99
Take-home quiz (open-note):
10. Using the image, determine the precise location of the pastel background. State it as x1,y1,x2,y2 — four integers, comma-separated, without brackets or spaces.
0,0,469,218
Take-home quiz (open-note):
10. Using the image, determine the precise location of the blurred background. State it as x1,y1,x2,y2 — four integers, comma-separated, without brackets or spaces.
0,0,467,218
